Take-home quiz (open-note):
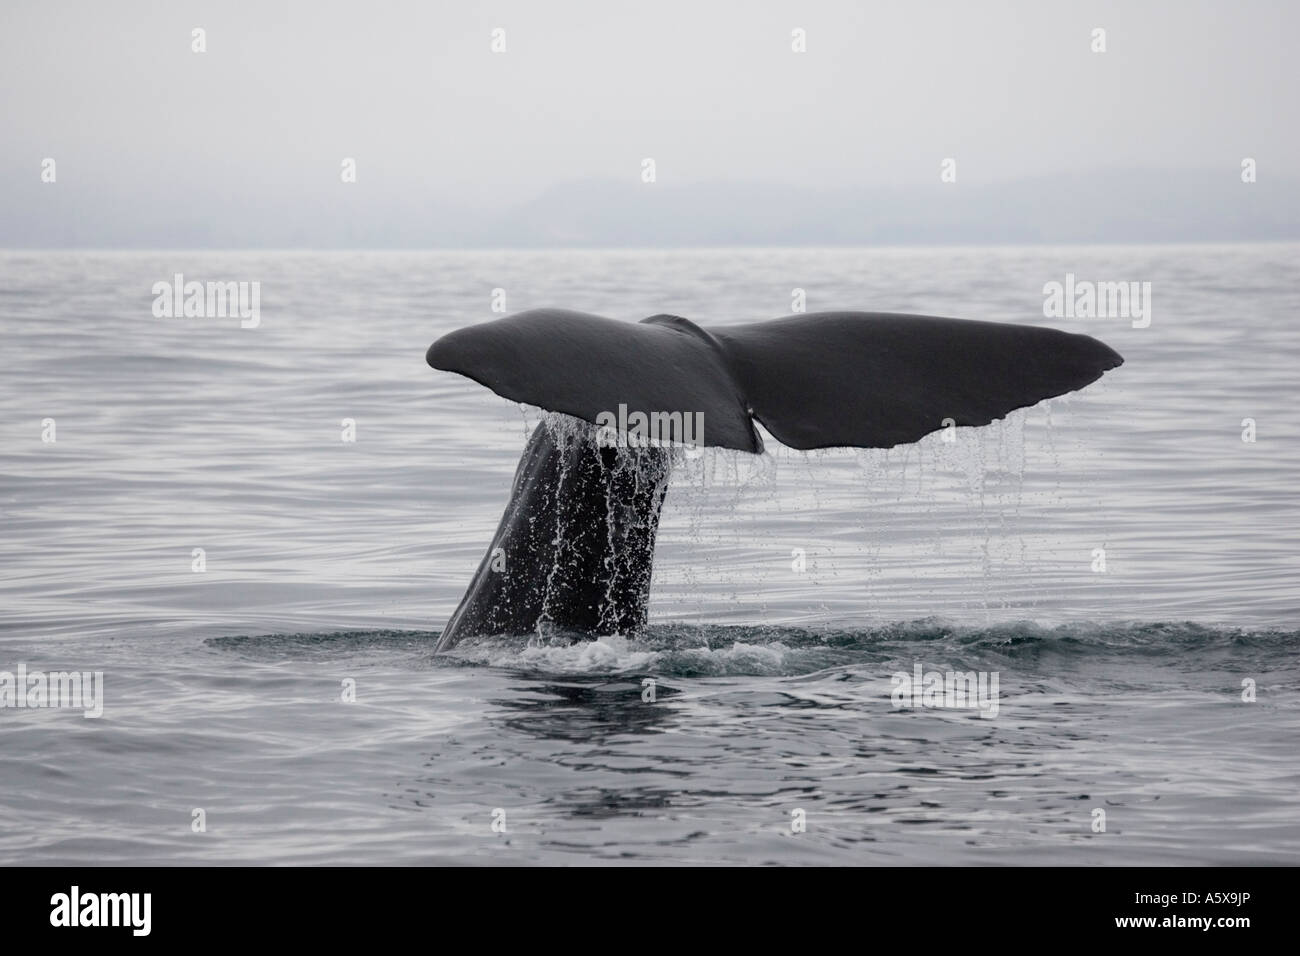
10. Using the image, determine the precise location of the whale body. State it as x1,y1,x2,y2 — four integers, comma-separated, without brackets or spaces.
427,309,1123,651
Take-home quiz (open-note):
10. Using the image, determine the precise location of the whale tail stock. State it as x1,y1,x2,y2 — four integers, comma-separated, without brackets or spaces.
436,419,671,650
427,309,1123,650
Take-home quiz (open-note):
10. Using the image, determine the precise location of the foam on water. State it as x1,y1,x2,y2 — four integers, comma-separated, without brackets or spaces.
206,619,1300,680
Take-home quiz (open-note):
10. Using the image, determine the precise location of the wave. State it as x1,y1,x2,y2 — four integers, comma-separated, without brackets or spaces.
205,619,1299,678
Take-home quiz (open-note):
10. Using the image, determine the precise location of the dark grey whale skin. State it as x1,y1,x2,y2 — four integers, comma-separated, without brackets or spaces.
428,309,1123,650
434,420,671,652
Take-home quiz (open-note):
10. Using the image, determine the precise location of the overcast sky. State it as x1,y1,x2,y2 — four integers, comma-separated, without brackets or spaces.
2,0,1296,245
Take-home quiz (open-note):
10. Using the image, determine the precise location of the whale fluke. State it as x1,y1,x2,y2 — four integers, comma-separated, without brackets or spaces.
428,308,761,451
428,309,1122,452
426,309,1123,650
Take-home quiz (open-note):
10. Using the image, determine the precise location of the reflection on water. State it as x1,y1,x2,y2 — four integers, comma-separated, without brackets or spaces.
489,678,679,743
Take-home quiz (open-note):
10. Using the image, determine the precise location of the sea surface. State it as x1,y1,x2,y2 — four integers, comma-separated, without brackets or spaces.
1,245,1297,865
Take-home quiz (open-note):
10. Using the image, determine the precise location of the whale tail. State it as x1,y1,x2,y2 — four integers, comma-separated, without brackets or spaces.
435,416,671,652
428,309,1123,453
428,309,1123,649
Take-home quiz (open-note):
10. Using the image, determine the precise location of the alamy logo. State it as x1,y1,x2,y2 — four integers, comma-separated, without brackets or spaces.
1042,273,1151,328
0,663,103,718
890,663,1000,718
50,886,151,936
595,404,704,453
152,273,260,328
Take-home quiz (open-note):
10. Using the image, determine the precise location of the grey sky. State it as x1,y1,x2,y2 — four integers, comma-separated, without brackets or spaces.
2,0,1297,246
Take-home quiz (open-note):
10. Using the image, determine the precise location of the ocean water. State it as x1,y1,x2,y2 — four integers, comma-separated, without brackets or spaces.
1,244,1297,865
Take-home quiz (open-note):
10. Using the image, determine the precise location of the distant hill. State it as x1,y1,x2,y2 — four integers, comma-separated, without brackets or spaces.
3,168,1296,248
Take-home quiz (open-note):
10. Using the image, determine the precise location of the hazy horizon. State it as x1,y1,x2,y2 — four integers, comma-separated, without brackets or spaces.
3,0,1296,247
